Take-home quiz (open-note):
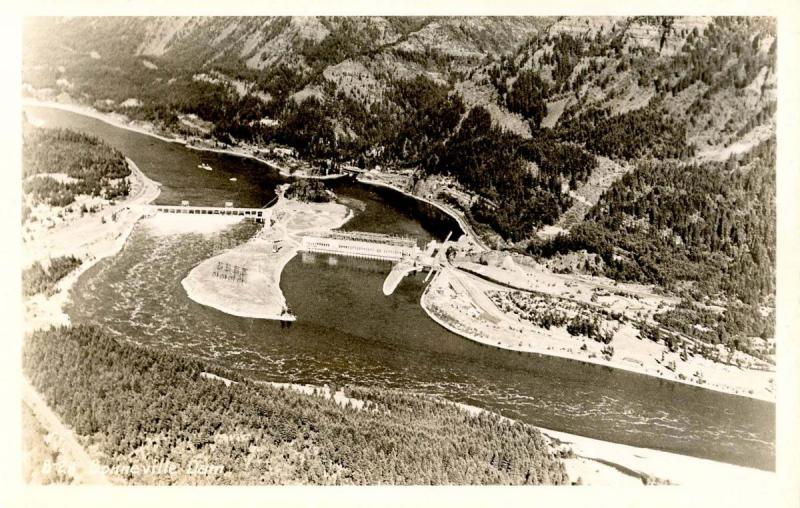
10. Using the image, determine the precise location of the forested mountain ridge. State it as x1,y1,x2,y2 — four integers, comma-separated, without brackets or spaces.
23,17,775,234
22,16,777,342
22,16,775,147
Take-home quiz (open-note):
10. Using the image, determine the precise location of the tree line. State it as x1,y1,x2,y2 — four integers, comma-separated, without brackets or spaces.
22,255,82,297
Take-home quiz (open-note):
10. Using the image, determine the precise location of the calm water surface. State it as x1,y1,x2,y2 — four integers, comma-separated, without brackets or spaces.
27,106,775,470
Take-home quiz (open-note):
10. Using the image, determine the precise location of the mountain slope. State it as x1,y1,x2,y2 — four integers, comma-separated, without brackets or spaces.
22,16,777,328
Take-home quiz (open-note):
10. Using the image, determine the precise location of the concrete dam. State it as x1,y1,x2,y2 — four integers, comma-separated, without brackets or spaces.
300,231,449,295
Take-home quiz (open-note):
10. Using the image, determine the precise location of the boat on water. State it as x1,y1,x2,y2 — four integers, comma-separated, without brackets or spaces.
198,163,213,171
229,177,237,182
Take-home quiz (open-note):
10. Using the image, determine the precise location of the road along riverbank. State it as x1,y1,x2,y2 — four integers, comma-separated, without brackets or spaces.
420,266,774,403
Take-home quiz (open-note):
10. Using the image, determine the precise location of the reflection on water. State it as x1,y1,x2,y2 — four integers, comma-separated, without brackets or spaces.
30,104,775,471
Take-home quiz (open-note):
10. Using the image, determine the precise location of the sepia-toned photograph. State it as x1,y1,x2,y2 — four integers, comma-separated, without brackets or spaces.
9,5,800,506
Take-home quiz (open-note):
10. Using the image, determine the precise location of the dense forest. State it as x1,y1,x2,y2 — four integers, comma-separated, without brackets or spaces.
428,106,596,241
22,127,130,208
527,137,775,351
531,138,775,301
555,101,692,160
23,326,568,485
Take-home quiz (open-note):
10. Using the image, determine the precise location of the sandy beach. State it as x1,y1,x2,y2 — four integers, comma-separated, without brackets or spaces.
181,192,352,320
199,371,773,486
23,98,188,145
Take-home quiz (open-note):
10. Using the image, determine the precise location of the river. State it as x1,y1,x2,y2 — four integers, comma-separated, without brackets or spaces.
25,105,775,471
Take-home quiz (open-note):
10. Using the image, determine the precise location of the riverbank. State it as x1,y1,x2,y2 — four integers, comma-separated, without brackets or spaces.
183,142,347,181
23,98,186,145
420,266,774,402
24,100,486,247
23,158,161,333
181,192,352,321
454,402,774,486
23,98,344,181
198,370,773,485
356,171,489,252
22,98,775,476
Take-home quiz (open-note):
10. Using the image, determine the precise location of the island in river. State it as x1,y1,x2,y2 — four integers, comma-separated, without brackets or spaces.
182,189,352,321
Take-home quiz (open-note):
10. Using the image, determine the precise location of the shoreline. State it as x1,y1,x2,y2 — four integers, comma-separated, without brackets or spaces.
23,100,484,228
24,98,346,181
23,158,161,333
198,371,773,484
356,173,489,252
452,402,774,484
420,269,774,404
22,99,774,484
183,143,348,181
23,98,189,145
25,100,775,403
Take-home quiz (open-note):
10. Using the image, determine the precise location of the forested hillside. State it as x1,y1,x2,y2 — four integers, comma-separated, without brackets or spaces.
23,16,775,240
22,127,130,209
22,16,777,346
23,325,568,485
528,137,776,353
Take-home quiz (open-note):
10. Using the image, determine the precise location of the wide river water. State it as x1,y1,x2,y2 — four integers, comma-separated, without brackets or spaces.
26,105,775,470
